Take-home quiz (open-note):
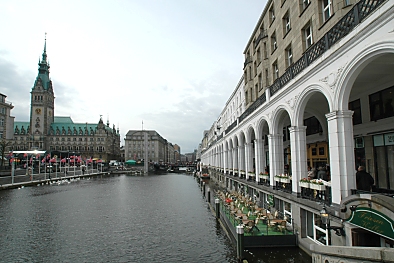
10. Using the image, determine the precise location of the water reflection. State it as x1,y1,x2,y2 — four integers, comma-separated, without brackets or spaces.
0,173,310,262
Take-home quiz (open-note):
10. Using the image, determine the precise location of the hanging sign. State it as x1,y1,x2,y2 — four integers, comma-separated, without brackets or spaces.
346,207,394,241
267,194,274,207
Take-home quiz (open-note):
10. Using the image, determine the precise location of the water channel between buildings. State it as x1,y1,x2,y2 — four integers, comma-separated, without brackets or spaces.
0,172,311,263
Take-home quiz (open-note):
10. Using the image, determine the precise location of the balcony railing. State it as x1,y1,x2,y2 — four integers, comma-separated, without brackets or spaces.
250,0,385,125
243,56,252,69
253,29,268,49
205,0,386,152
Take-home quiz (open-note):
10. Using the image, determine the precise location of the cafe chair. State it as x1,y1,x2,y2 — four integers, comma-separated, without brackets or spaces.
277,220,287,233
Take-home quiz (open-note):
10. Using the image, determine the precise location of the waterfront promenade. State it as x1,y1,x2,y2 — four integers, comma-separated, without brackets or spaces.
0,167,106,190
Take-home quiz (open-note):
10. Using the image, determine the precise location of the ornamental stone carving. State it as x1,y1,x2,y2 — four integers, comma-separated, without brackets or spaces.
319,65,345,89
285,94,299,110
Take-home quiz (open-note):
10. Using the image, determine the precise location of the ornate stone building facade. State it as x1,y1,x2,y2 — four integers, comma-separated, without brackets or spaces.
12,39,121,161
0,93,14,140
124,130,169,163
200,0,394,256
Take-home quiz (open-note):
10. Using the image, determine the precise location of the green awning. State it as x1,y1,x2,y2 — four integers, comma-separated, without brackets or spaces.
125,160,136,165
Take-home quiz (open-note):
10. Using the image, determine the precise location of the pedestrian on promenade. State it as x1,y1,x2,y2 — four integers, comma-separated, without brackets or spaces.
356,166,374,191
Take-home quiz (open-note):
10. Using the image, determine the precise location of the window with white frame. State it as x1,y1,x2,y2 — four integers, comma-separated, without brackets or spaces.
271,32,277,52
272,61,279,80
306,210,329,245
322,0,332,23
269,5,275,24
283,11,291,34
303,0,310,10
304,24,313,49
0,118,4,126
277,198,293,225
286,45,293,67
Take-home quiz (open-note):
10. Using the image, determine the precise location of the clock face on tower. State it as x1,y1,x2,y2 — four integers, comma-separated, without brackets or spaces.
35,108,41,114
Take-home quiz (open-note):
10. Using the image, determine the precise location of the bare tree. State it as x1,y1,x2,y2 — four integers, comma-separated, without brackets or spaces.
0,139,12,170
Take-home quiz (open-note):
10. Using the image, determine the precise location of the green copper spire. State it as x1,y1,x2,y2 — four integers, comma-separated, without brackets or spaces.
33,33,52,91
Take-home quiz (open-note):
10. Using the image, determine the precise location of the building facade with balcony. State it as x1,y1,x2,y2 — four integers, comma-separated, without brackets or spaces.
200,0,394,257
12,39,121,161
0,93,15,140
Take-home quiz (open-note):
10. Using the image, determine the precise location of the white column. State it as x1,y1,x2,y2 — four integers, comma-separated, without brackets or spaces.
245,143,251,179
237,146,241,177
255,139,262,182
240,145,245,177
261,139,266,172
326,110,356,205
223,149,227,174
268,134,283,186
289,126,307,194
233,148,238,171
229,147,233,170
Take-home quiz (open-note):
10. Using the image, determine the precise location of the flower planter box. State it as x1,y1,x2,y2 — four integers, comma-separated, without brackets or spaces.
310,184,325,191
274,177,281,182
280,178,291,184
259,175,269,180
299,182,310,188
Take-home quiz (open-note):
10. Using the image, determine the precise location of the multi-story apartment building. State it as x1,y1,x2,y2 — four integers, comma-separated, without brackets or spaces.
173,144,181,162
12,39,121,161
167,143,175,164
200,0,393,257
0,93,15,140
124,130,170,163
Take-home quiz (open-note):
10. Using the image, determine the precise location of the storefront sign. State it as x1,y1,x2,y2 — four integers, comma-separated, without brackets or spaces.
384,133,394,145
346,207,394,240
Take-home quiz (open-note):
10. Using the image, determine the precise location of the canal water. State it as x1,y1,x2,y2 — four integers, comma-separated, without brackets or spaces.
0,173,311,262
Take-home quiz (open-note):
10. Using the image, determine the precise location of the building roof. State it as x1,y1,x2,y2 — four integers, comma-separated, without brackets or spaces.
54,116,74,123
14,117,117,135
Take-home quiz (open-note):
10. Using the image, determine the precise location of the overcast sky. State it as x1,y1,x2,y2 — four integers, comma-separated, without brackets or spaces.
0,0,266,153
